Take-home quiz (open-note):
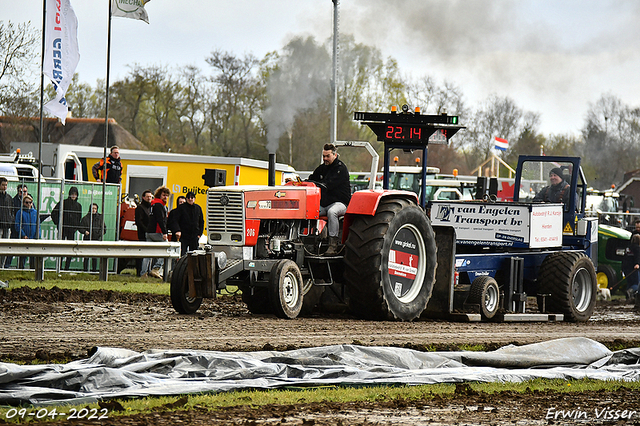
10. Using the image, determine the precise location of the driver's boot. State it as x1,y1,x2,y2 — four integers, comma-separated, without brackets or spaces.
324,236,340,256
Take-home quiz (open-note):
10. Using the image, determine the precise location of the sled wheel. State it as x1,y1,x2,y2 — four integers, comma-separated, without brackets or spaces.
344,197,437,321
467,276,500,319
170,255,202,314
596,264,616,289
537,252,597,322
269,259,304,319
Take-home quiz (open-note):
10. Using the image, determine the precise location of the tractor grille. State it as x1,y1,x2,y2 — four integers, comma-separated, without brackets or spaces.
207,191,244,244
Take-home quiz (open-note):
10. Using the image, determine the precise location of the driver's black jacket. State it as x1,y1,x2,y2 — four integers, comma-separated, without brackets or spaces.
308,158,351,207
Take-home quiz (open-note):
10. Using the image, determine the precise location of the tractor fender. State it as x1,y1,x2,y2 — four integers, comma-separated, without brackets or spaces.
343,190,420,241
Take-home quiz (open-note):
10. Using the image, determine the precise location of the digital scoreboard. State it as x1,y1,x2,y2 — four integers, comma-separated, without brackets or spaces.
354,108,463,146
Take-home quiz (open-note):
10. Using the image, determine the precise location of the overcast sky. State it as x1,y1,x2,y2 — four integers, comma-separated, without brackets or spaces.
5,0,640,137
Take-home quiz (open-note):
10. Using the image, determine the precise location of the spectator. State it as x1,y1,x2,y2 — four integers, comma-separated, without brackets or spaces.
4,184,28,268
136,189,153,277
51,186,82,270
13,184,28,211
0,177,14,267
632,219,640,236
167,195,186,242
92,145,122,184
622,233,640,302
15,195,37,269
146,186,170,279
174,191,204,256
80,203,106,272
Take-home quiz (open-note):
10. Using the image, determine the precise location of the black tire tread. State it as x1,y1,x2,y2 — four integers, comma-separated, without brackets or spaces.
170,256,203,314
537,252,596,322
343,198,436,320
467,276,499,319
344,199,408,319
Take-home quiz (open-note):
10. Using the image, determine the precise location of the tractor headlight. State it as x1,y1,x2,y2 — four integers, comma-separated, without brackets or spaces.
215,251,228,270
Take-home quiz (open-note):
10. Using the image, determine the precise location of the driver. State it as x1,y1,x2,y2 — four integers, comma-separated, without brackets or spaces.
308,143,351,256
533,167,570,203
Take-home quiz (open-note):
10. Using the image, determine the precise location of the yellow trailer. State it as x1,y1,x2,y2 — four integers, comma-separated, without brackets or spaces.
11,142,296,207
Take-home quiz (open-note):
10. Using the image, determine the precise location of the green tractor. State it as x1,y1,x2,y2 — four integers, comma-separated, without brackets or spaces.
597,224,631,292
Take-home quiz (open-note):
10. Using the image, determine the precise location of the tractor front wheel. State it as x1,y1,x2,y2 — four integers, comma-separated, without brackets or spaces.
170,256,203,314
269,259,304,319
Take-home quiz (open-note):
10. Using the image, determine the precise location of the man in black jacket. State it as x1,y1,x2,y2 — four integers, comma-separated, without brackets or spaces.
308,143,351,256
80,203,106,272
167,195,186,242
533,168,570,204
174,191,204,256
92,145,122,184
135,190,153,277
51,186,82,269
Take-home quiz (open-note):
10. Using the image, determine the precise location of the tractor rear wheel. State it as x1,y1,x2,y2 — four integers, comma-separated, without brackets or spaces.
344,198,437,321
467,276,500,319
170,256,203,314
537,252,597,322
269,259,304,319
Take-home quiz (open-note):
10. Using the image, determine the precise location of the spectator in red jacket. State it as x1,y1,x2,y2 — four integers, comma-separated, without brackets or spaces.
145,186,170,279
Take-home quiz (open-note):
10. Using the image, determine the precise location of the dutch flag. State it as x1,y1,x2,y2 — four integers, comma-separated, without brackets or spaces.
494,137,508,151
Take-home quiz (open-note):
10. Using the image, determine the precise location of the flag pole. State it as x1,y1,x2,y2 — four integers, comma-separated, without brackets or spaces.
37,0,47,245
101,0,113,220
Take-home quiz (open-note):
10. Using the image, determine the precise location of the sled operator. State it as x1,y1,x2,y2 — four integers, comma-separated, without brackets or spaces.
533,167,570,203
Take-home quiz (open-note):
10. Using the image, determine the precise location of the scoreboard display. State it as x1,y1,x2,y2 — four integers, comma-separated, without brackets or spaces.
354,107,463,146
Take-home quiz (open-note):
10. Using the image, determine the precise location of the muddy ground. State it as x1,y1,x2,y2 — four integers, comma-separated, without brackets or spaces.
1,286,640,425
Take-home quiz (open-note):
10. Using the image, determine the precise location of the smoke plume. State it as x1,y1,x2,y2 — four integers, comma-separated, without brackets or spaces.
264,36,331,154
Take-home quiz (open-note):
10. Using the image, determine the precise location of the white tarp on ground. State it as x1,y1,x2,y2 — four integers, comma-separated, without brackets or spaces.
1,337,639,406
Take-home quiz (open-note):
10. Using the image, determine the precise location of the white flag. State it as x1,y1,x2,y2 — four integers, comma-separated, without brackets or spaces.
43,0,80,124
111,0,151,24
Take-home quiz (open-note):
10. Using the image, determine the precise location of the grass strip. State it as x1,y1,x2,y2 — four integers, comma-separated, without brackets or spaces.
0,379,638,423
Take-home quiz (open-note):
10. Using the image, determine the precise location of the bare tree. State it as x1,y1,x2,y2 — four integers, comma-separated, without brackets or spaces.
0,21,39,116
110,64,153,138
406,77,467,117
178,65,209,149
582,94,640,188
460,94,539,171
206,50,264,157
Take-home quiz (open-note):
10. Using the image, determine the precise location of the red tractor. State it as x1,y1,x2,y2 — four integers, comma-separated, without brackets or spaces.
170,108,463,320
171,107,598,322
